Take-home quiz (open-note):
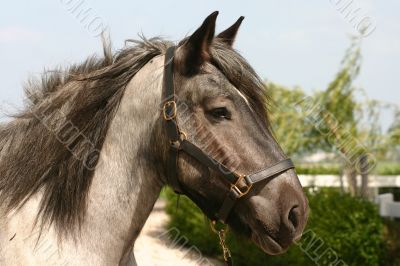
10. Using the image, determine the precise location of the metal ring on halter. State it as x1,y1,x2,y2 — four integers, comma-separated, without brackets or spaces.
210,220,221,233
179,131,187,141
169,131,187,149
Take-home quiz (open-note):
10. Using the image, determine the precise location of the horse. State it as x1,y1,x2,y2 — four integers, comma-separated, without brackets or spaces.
0,11,309,265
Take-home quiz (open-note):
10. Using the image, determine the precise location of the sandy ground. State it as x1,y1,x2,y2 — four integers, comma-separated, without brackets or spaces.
134,200,223,266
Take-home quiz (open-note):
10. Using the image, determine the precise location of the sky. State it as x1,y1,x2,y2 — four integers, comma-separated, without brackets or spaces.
0,1,399,125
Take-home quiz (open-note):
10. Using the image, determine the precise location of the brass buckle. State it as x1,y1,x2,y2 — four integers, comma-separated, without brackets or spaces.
231,174,252,198
163,101,177,120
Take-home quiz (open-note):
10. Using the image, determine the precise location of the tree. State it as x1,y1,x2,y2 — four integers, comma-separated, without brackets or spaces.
268,35,397,198
308,35,363,196
268,83,316,156
389,109,400,146
310,35,395,197
387,108,400,160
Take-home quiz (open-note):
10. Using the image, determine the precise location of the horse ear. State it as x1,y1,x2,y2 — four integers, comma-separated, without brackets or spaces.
176,11,218,75
216,16,244,47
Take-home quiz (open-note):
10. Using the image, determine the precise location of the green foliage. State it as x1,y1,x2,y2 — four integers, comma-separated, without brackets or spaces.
165,188,389,266
304,189,386,266
382,219,400,266
375,162,400,176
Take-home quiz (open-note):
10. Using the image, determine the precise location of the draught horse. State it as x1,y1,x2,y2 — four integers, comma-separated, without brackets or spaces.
0,12,308,265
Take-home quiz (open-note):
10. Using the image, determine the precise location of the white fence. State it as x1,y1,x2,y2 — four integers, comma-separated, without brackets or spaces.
299,175,400,188
299,175,400,218
375,193,400,218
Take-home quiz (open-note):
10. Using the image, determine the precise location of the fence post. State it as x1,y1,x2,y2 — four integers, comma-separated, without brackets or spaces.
360,154,369,198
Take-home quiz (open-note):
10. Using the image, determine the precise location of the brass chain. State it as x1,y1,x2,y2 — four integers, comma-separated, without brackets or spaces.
217,229,231,262
210,221,232,263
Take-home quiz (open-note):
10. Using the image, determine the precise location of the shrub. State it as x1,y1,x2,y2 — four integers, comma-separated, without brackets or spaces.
165,188,389,266
295,162,400,175
375,162,400,176
296,164,341,175
382,219,400,266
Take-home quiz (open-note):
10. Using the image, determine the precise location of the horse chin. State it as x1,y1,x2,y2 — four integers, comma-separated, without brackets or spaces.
184,190,291,256
250,231,287,255
228,213,289,256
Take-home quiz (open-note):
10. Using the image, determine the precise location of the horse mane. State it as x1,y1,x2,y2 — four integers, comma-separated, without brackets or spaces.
0,37,171,234
0,36,269,234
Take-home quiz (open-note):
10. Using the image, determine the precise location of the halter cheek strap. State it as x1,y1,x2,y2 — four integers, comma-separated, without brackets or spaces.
162,46,295,223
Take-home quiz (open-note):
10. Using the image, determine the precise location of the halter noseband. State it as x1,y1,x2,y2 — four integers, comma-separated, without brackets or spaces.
162,46,295,223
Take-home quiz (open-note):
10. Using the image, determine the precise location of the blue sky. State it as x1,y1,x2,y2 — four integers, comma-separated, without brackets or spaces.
0,1,399,124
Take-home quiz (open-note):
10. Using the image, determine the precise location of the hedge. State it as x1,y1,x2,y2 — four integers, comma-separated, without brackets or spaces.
165,188,392,266
296,162,400,175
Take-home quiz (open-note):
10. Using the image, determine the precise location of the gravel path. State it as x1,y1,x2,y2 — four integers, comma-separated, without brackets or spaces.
134,200,223,266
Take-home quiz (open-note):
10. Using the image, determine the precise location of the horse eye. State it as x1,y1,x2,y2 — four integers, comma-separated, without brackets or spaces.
209,107,230,120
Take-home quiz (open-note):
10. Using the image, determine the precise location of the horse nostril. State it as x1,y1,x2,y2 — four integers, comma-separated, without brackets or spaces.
288,205,299,229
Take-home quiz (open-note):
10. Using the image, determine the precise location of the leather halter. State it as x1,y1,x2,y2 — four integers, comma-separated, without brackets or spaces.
162,46,295,223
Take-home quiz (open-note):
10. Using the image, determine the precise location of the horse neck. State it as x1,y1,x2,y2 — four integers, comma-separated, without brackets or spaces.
81,55,166,264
